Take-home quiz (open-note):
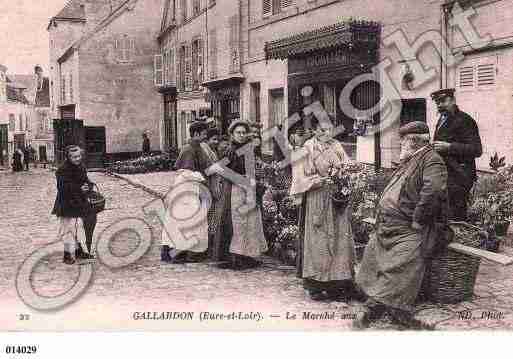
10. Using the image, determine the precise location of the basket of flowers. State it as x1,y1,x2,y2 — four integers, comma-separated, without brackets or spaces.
327,162,367,211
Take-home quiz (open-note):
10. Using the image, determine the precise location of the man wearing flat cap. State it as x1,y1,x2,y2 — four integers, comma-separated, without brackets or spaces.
431,88,482,221
354,121,450,330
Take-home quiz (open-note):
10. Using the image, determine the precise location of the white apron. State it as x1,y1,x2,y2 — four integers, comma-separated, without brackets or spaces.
160,170,209,253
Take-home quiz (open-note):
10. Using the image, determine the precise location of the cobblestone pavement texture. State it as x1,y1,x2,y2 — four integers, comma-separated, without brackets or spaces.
1,168,512,331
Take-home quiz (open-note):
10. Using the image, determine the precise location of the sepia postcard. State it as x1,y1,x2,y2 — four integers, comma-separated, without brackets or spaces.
1,0,513,339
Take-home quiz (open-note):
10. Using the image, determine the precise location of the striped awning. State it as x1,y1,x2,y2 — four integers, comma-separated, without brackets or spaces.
264,20,381,60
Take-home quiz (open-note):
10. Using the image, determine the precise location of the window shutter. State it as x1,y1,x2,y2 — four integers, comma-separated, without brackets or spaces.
280,0,293,8
169,49,175,85
185,43,192,91
229,16,240,73
198,39,203,86
477,63,495,86
263,0,271,17
209,30,217,79
154,54,164,86
458,66,474,89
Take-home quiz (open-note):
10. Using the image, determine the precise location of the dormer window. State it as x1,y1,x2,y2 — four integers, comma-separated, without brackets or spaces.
115,35,135,62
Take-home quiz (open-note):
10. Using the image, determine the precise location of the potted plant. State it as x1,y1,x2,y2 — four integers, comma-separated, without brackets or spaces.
489,152,506,172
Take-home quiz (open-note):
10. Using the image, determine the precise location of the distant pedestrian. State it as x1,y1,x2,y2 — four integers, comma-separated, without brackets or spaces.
28,145,36,167
142,132,151,156
12,147,23,172
52,145,97,264
23,145,31,171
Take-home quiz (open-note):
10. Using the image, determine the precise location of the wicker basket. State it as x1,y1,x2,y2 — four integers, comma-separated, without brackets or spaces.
419,221,482,304
88,184,106,213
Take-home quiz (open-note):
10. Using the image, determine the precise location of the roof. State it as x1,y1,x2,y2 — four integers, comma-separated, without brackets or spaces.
264,20,381,60
6,85,29,104
58,0,137,63
54,0,86,20
8,75,34,89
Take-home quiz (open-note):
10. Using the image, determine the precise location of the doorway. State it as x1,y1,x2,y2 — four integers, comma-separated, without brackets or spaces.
85,126,106,168
0,124,7,166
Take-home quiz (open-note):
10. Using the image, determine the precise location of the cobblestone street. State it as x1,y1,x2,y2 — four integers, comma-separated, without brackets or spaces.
1,168,513,331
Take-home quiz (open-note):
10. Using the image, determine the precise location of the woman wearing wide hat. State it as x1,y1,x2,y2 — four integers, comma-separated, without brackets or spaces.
217,120,268,270
52,145,97,264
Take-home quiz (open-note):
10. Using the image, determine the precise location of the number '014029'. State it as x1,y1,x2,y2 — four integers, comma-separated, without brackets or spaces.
5,345,37,354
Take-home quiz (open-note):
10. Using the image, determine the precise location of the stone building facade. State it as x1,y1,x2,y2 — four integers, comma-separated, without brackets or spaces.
48,0,164,165
156,0,244,148
0,65,52,165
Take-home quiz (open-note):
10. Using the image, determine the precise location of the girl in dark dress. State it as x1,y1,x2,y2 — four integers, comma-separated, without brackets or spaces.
52,145,97,264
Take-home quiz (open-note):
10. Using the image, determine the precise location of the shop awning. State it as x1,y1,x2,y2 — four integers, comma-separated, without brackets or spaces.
264,20,381,60
202,73,245,89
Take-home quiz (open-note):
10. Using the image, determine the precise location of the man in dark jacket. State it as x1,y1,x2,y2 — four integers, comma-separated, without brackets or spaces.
161,121,211,263
355,121,450,330
431,88,483,221
23,145,31,171
142,132,151,156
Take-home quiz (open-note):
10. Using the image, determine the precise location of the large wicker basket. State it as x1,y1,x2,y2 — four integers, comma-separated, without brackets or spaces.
419,221,483,304
87,184,106,213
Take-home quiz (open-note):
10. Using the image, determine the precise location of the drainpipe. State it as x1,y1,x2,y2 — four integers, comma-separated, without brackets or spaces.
440,3,451,89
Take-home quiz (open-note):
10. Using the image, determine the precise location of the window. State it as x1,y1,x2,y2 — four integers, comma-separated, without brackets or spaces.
167,49,175,85
40,112,50,132
209,29,217,79
179,45,186,91
163,51,168,85
180,111,187,146
263,0,293,17
61,76,66,104
9,114,15,131
193,0,201,15
115,35,134,62
229,16,240,73
400,99,426,125
323,85,336,117
26,114,30,132
269,88,284,129
154,54,164,86
192,39,203,90
250,83,261,123
181,0,187,22
191,110,197,122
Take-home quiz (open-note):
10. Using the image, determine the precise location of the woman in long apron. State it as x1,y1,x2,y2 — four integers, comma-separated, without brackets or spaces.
217,120,268,270
296,117,359,301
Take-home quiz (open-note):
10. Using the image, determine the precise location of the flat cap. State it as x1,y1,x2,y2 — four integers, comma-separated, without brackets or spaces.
399,121,430,137
430,88,455,102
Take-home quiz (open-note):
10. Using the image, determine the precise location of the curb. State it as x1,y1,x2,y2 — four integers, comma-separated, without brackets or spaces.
106,171,165,199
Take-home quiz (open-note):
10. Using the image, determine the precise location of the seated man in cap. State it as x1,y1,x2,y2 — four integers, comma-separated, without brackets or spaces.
431,88,482,221
354,121,450,330
161,120,212,264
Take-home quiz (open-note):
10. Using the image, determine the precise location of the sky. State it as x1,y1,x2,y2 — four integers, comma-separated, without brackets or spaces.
0,0,69,75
